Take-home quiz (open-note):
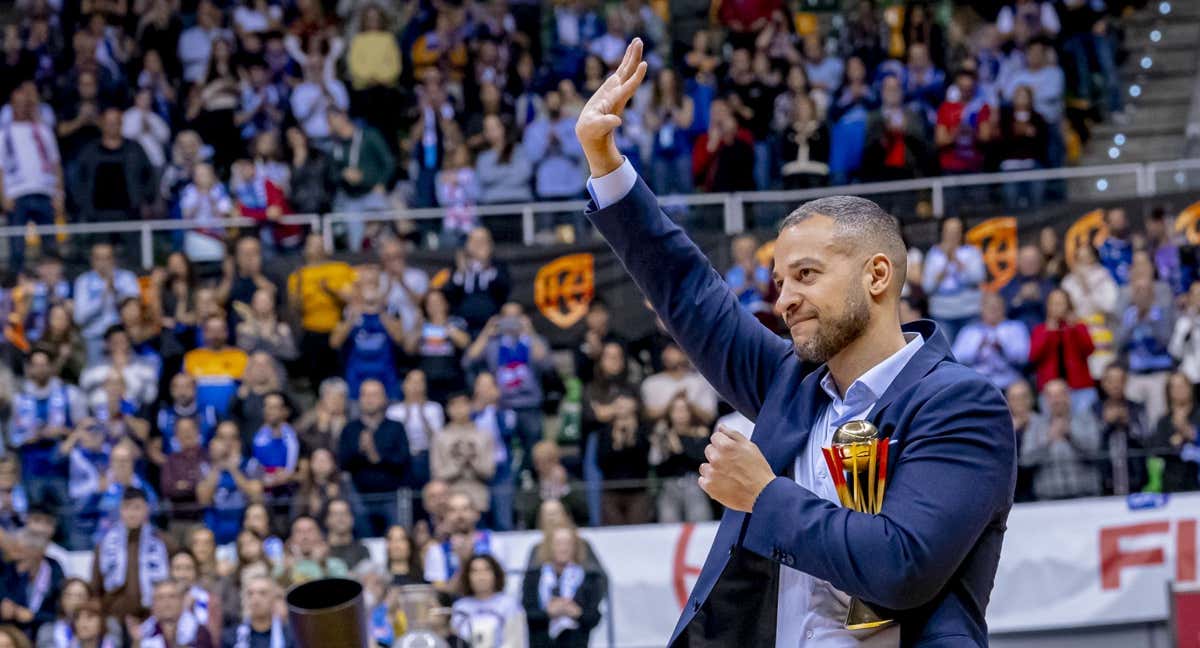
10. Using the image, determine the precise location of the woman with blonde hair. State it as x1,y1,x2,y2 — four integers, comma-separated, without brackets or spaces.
521,526,603,648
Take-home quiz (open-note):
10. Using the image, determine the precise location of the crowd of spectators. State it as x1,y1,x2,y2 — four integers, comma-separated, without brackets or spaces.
0,0,1183,646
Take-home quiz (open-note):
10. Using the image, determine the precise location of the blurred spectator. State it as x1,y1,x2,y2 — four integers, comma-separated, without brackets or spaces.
644,68,694,196
179,163,235,263
220,575,292,648
179,1,229,84
276,515,349,586
1059,0,1122,119
1169,281,1200,384
378,237,429,335
779,94,830,189
383,525,423,587
1030,289,1096,411
451,554,526,647
197,422,264,545
185,39,241,171
436,146,482,246
168,550,221,641
324,498,369,569
1002,245,1056,332
0,625,30,648
1093,363,1150,495
596,394,650,525
472,372,518,531
1116,277,1174,424
290,448,363,535
522,90,584,201
235,288,298,363
73,244,141,363
236,61,286,145
903,2,946,68
1022,379,1101,500
9,349,86,511
649,394,712,523
38,304,86,385
80,327,158,410
445,227,511,337
691,98,755,193
476,115,534,205
403,291,469,404
1149,371,1200,493
250,392,299,497
90,487,169,621
519,441,588,532
996,86,1049,208
32,577,91,648
862,74,930,181
424,491,492,591
1039,226,1067,281
136,579,215,648
72,108,154,225
229,161,300,254
81,441,160,544
432,392,495,515
295,378,350,454
287,234,354,390
572,302,624,386
641,344,718,423
1001,38,1063,167
290,50,350,149
725,235,771,314
1099,208,1133,286
1,83,64,273
465,302,551,471
900,43,944,116
953,292,1030,391
153,373,218,460
1007,380,1037,502
337,379,410,535
0,457,25,531
284,127,334,215
922,216,986,341
328,109,394,252
388,369,445,486
0,528,63,637
331,281,404,399
184,316,248,420
522,525,602,648
159,418,207,536
996,0,1061,43
934,70,993,175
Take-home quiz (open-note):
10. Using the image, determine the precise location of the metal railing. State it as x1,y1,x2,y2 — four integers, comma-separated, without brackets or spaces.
3,158,1199,268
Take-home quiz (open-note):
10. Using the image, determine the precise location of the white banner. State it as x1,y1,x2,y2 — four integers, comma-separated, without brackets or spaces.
60,492,1200,646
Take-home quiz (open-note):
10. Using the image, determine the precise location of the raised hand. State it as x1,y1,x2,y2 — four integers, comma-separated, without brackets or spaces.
575,38,649,177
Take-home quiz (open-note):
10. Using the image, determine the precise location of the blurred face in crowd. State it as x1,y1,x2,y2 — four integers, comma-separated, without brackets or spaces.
386,526,412,563
111,443,136,484
544,90,563,119
216,421,242,454
358,380,387,417
1100,365,1127,400
291,517,322,555
447,395,471,424
236,237,263,275
152,580,184,622
466,557,496,597
310,448,336,481
538,499,570,532
26,351,52,385
119,492,148,530
378,237,407,274
91,243,116,277
193,163,216,190
204,317,228,349
1131,278,1155,311
327,110,355,139
953,73,976,101
263,393,288,426
238,531,264,564
73,607,103,641
403,370,427,402
189,528,216,565
61,580,90,617
1105,208,1128,235
661,345,687,373
907,43,929,70
1073,244,1097,269
198,1,220,28
176,418,200,451
483,114,506,149
786,65,808,94
1130,250,1155,284
245,577,277,621
251,288,275,319
668,396,693,429
244,503,270,536
47,305,71,338
980,292,1005,326
473,372,499,405
845,56,867,84
802,35,822,62
445,493,479,534
1006,380,1033,420
1045,289,1071,323
105,329,131,359
549,527,577,567
1017,245,1042,278
422,480,449,520
302,233,326,264
1013,85,1034,112
170,552,198,587
709,99,735,135
1044,380,1071,418
325,500,353,538
585,302,610,335
1188,281,1200,310
940,217,963,249
78,71,98,101
422,290,449,322
599,343,625,379
466,227,493,262
732,235,757,265
100,108,122,140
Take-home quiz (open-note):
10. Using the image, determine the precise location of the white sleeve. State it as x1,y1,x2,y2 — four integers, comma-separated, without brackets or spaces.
585,157,638,209
424,543,448,583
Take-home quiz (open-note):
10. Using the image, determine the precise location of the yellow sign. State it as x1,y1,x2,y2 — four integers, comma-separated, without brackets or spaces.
966,217,1017,292
534,253,595,329
1065,209,1108,270
1174,200,1200,245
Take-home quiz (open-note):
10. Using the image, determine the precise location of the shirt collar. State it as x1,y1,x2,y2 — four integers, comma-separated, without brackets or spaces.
818,332,925,409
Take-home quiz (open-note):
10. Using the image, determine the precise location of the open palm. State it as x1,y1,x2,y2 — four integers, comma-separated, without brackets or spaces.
576,38,649,170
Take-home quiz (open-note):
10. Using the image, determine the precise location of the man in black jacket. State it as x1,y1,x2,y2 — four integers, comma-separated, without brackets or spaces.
71,108,154,224
337,379,410,536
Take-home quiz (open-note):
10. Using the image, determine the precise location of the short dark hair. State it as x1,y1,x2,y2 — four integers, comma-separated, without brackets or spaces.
122,487,148,503
779,195,908,291
460,553,505,597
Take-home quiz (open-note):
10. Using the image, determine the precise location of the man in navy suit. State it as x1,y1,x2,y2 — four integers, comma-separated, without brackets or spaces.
577,40,1016,647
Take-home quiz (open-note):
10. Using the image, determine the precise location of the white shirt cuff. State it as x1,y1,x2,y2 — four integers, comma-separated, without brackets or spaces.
586,157,637,209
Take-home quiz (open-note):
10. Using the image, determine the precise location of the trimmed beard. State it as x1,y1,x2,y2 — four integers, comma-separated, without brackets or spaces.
793,284,871,363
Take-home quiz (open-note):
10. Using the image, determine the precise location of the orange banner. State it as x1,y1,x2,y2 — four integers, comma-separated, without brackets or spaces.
534,253,595,329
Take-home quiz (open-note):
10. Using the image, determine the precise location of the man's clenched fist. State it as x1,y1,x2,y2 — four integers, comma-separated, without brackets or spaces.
699,425,777,512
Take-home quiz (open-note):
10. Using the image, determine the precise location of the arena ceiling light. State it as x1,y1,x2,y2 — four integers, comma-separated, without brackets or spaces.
1096,179,1110,191
1140,56,1153,70
1108,147,1121,160
1130,84,1142,97
1149,30,1162,42
1159,1,1171,14
1114,134,1126,146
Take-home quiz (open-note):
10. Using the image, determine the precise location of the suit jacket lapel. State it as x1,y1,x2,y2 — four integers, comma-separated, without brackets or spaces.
760,367,830,476
869,320,951,427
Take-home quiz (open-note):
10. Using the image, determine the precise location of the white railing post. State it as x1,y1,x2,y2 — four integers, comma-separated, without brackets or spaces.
522,206,535,245
931,180,945,217
322,215,335,254
140,225,153,270
724,194,745,234
1143,162,1159,196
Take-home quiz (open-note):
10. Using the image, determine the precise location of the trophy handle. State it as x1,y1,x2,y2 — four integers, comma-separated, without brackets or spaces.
845,597,896,631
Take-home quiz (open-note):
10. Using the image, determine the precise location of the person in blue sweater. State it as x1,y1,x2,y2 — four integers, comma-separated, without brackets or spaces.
331,281,405,399
576,39,1014,647
251,392,300,499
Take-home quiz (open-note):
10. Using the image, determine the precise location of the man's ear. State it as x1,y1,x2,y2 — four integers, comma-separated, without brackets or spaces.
866,253,893,298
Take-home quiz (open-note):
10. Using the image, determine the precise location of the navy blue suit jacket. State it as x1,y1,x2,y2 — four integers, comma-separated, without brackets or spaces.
586,177,1016,647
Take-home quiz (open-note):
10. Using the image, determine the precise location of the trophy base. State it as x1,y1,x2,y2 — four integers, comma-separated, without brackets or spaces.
844,597,896,631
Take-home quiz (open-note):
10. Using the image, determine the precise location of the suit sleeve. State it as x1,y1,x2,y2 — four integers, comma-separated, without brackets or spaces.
741,376,1016,610
585,174,792,420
